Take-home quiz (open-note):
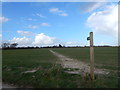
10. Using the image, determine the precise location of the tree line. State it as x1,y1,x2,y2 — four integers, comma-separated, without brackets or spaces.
1,43,66,50
1,42,119,50
1,43,18,49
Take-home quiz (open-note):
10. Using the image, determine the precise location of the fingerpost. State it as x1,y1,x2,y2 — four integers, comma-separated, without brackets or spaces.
87,32,94,80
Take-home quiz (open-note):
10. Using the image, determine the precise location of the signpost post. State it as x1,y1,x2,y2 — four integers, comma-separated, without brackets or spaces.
87,32,94,80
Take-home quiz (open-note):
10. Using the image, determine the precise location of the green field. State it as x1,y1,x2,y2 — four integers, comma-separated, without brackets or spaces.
2,47,119,88
51,47,118,70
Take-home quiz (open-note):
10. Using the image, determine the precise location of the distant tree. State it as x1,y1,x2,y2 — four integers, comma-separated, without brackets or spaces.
62,45,65,48
2,43,10,48
35,46,39,48
59,44,62,48
53,45,57,48
10,43,18,48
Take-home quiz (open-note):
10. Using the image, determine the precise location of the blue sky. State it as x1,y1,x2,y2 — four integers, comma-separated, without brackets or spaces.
1,2,118,46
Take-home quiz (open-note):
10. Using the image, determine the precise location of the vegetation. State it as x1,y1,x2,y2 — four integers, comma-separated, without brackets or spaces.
51,47,118,70
2,43,18,49
2,47,118,88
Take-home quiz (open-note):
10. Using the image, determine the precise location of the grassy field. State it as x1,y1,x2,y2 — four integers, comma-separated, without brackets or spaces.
51,47,118,70
0,50,2,81
2,47,119,88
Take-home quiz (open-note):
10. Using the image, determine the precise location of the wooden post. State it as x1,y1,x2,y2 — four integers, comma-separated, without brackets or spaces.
90,32,94,80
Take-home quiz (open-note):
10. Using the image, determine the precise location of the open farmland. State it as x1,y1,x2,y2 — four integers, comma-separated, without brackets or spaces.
2,47,119,88
51,47,118,70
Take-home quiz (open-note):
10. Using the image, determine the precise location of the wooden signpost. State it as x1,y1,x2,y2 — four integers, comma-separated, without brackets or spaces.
87,32,94,80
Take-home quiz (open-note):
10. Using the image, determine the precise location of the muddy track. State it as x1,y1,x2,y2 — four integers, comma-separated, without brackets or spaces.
49,49,109,75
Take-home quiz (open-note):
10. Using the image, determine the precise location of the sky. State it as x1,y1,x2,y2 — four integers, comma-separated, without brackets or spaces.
0,1,119,47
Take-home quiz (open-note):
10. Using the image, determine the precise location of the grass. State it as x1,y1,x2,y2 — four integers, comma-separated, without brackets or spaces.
2,49,58,87
51,47,118,70
0,50,1,81
2,47,119,88
3,49,58,68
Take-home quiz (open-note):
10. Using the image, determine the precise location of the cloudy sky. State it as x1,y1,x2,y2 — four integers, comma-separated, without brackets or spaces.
1,1,118,47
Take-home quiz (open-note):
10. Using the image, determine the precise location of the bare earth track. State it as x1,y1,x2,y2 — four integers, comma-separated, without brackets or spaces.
49,49,109,75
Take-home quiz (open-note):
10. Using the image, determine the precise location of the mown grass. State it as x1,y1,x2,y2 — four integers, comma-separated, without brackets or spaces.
2,49,58,87
51,47,118,70
3,49,58,68
51,47,118,88
2,48,119,88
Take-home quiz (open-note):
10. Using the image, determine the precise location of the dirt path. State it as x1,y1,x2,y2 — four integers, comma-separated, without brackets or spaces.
2,83,17,89
49,50,109,75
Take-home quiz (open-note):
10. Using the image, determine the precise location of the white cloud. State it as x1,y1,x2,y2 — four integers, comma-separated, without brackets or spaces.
27,18,36,21
36,13,46,18
87,4,118,38
80,2,106,13
10,37,32,46
27,23,50,29
0,34,2,46
40,23,50,26
49,8,63,13
49,8,69,17
59,13,68,16
9,33,58,46
28,25,38,29
65,41,80,45
0,16,9,23
61,41,89,46
0,34,2,38
32,33,57,45
86,3,103,12
17,30,33,36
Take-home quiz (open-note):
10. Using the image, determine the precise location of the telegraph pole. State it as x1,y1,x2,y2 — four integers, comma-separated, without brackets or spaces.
87,32,94,80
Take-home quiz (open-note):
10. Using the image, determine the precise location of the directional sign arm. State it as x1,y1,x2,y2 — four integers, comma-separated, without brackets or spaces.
87,37,90,41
